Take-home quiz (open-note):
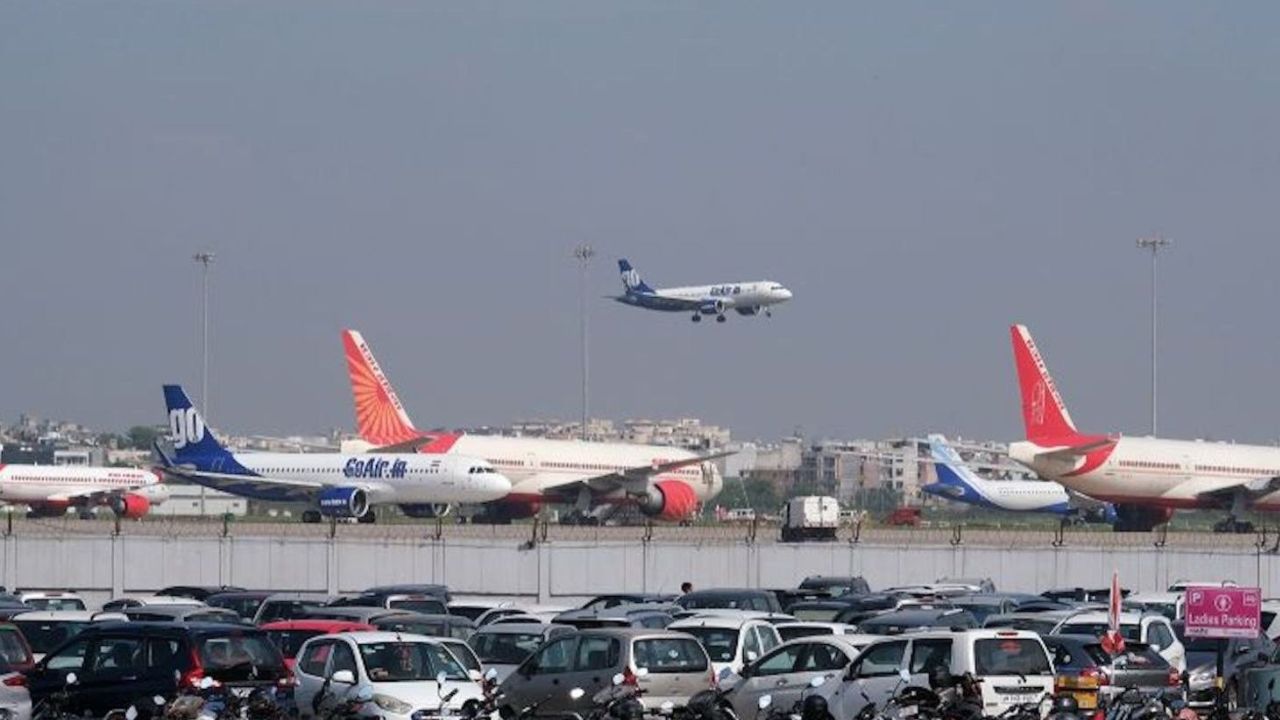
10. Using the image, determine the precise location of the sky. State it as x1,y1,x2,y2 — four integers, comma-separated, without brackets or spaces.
1,2,1278,444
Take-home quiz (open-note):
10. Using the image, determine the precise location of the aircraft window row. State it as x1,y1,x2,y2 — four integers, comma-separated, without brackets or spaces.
1195,465,1279,477
1118,460,1179,471
8,476,131,483
467,467,499,474
488,459,525,467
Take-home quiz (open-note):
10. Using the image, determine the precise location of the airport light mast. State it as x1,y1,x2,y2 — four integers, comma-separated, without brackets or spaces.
573,244,595,441
193,251,215,422
1136,236,1170,435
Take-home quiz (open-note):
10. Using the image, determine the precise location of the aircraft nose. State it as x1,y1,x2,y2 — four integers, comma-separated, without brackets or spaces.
777,287,793,300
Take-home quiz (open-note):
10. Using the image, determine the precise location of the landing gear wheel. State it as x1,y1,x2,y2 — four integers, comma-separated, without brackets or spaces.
78,509,95,520
765,309,772,317
357,511,377,524
691,314,701,323
1213,517,1255,534
301,510,322,524
716,314,726,323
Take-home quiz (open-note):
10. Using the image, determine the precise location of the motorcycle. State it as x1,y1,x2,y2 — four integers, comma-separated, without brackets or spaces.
31,672,81,720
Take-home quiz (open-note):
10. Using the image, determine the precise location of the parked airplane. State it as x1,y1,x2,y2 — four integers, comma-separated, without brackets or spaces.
612,258,792,323
154,385,511,524
923,434,1072,514
341,329,727,523
1008,324,1280,533
0,464,169,519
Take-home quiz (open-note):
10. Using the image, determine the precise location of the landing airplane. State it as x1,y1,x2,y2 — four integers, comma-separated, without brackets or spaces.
612,258,793,323
0,464,169,519
154,385,511,523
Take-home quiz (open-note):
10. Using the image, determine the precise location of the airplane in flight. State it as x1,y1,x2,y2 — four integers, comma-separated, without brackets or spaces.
154,385,511,524
341,329,727,523
923,434,1072,514
612,258,793,323
1008,324,1280,533
0,464,170,519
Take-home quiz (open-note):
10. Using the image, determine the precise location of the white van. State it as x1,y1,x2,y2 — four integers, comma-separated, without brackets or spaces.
822,629,1055,718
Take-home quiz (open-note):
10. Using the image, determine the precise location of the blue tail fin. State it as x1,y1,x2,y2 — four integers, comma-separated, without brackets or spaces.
924,434,986,503
618,259,654,294
162,385,233,463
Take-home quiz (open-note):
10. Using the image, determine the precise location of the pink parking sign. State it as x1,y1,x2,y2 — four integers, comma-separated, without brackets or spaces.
1184,586,1261,638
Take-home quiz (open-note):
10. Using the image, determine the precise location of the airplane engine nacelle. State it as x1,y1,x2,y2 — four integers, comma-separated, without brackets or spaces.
400,503,452,519
318,487,370,518
637,479,700,521
698,299,726,316
111,494,152,519
1112,503,1173,532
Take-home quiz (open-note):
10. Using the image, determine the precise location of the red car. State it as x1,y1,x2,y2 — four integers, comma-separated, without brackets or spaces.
260,620,375,669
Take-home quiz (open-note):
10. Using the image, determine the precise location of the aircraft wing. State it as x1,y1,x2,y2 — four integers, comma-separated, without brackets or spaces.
1195,476,1280,506
514,450,734,495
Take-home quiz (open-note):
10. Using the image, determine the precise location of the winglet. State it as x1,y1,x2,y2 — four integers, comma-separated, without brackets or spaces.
342,330,422,446
1010,325,1080,444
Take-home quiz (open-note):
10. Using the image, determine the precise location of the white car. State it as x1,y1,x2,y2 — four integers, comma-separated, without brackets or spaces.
726,635,868,719
293,632,486,720
822,629,1055,718
15,592,85,612
1125,592,1184,621
100,595,206,611
775,622,871,642
1051,611,1186,671
668,615,782,678
9,610,127,661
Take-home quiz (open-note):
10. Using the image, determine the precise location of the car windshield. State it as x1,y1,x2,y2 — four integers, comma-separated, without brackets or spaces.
264,629,324,659
197,632,287,681
677,627,739,663
26,598,85,612
632,638,708,673
358,641,467,683
468,632,546,664
1061,622,1142,642
12,620,89,655
974,639,1052,676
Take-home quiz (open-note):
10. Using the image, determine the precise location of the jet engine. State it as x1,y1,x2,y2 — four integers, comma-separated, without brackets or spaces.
637,479,700,521
698,299,727,316
318,487,370,519
110,493,152,519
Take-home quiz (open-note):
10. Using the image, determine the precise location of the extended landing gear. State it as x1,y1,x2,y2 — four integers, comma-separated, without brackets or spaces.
765,309,772,317
357,511,376,524
691,314,701,323
1213,516,1255,534
558,510,600,526
301,510,322,524
715,314,726,323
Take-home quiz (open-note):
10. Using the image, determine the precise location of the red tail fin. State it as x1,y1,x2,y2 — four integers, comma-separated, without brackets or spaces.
1010,324,1079,443
342,330,421,446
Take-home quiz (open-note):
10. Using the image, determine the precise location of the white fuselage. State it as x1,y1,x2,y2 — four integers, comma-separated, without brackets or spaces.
224,452,511,505
960,478,1070,512
1009,435,1280,511
656,280,792,309
0,464,166,505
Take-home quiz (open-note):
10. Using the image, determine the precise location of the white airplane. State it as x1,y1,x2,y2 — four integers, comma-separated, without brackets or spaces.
154,385,511,524
1008,324,1280,533
922,434,1073,514
342,330,728,523
0,463,169,519
612,258,793,323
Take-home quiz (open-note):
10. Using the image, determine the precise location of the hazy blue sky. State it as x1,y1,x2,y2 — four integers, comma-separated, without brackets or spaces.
2,3,1278,443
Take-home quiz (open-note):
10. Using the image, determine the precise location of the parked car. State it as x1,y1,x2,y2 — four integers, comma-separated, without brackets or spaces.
370,613,476,640
786,600,862,623
447,600,514,623
252,593,338,625
0,596,33,622
946,594,1026,624
1173,621,1279,710
725,635,869,719
205,591,275,621
798,576,873,598
1041,587,1130,604
293,631,483,720
674,589,783,614
831,594,935,626
298,606,419,625
497,628,712,715
579,594,677,610
1052,611,1186,671
774,622,869,642
467,623,573,682
1168,580,1237,592
821,630,1055,718
1125,592,1185,621
329,593,448,616
667,615,782,677
983,610,1079,636
121,605,245,624
16,592,85,612
261,619,376,670
472,607,532,627
854,608,978,635
9,611,127,661
553,605,676,630
359,584,451,602
156,585,247,601
101,595,207,612
26,621,294,719
936,577,997,593
0,623,34,720
1043,634,1180,711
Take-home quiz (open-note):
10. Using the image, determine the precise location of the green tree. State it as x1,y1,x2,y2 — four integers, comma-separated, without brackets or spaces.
126,425,162,450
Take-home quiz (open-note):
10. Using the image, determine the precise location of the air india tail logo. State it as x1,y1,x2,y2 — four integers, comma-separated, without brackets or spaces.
346,336,418,445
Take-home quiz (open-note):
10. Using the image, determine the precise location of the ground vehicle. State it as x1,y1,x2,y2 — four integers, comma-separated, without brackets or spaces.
553,605,676,630
798,576,873,599
252,594,338,625
260,620,376,670
831,594,939,626
370,613,476,640
356,584,451,603
724,635,868,720
447,600,515,623
156,586,247,602
936,578,998,593
946,595,1026,624
780,497,840,542
9,611,127,661
329,594,447,616
676,590,784,614
668,616,782,677
1041,587,1130,604
16,592,85,612
497,628,713,715
293,631,483,720
579,594,677,611
1125,593,1185,621
100,595,207,612
775,623,868,642
983,610,1079,635
467,623,573,682
1174,622,1279,710
820,629,1055,718
854,608,978,635
786,601,861,623
1052,612,1186,671
885,507,922,526
26,622,293,718
299,606,422,626
1042,635,1181,711
471,607,531,627
0,623,33,720
121,606,245,624
205,591,275,622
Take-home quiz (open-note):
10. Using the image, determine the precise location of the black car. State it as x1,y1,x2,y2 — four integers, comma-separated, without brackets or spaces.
358,583,451,602
674,589,783,614
831,593,921,625
27,622,294,718
798,575,872,597
579,593,676,610
204,591,275,621
156,585,247,601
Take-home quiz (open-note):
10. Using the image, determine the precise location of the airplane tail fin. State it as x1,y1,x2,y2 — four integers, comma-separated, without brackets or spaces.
618,259,654,294
162,385,232,462
1010,324,1081,444
926,434,982,493
342,330,423,446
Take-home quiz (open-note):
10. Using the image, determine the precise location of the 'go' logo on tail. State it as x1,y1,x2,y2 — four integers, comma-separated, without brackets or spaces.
169,408,205,449
623,269,641,290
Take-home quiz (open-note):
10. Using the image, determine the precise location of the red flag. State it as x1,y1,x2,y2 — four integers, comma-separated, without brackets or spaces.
1108,570,1121,631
